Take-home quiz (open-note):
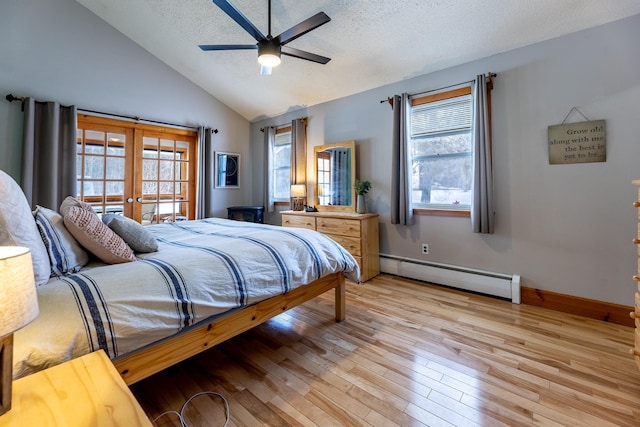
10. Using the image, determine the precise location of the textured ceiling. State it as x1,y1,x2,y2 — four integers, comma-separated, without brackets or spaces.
75,0,640,122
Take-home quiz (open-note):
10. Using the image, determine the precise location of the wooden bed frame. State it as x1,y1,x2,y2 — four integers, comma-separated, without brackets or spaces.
113,272,346,385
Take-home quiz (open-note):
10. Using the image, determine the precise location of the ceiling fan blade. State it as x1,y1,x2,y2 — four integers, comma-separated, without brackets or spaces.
212,0,266,42
277,12,331,45
199,44,257,51
281,46,331,64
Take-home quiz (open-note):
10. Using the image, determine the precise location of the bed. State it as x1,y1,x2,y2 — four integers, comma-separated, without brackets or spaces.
14,218,359,384
8,211,359,384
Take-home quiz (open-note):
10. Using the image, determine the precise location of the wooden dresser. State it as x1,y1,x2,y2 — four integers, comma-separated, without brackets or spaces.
281,211,379,282
632,180,640,369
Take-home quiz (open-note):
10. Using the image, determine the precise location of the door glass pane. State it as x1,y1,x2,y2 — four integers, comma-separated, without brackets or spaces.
176,141,189,160
106,182,124,198
106,157,125,179
159,160,174,181
83,156,104,180
143,159,158,180
87,180,104,197
84,131,105,155
143,137,159,158
143,181,158,195
160,139,175,160
159,181,173,195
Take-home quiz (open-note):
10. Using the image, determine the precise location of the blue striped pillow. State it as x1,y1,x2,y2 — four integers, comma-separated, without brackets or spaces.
34,206,89,276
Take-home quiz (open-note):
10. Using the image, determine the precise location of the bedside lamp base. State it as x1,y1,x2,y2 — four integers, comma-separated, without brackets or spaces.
0,334,13,416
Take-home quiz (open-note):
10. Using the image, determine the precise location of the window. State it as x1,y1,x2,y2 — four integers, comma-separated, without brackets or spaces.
410,86,473,211
272,126,292,201
76,115,197,223
316,150,331,205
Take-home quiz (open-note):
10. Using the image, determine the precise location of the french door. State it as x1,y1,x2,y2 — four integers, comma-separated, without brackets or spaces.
76,115,197,223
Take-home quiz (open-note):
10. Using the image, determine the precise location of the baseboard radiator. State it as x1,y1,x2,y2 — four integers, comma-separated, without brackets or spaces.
380,254,521,304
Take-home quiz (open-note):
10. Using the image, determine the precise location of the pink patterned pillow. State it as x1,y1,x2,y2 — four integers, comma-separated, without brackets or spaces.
63,206,136,264
59,196,95,217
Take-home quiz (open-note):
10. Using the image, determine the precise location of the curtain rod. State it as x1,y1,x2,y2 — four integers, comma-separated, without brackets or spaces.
379,72,496,106
260,116,307,132
5,93,218,134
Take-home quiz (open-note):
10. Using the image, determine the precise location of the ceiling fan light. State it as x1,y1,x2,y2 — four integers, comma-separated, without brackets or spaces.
258,53,281,67
258,39,281,67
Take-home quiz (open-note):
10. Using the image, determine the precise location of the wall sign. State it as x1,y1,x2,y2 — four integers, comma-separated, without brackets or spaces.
548,120,606,164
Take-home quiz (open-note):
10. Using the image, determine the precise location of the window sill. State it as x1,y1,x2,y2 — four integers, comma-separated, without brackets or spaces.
413,208,470,218
274,201,290,206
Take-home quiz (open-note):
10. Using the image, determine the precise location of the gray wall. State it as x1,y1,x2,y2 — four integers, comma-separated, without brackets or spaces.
0,0,251,218
251,14,640,306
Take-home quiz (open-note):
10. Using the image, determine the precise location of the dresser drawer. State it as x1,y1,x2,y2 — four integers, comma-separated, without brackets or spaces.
325,234,361,257
282,214,316,230
316,217,361,237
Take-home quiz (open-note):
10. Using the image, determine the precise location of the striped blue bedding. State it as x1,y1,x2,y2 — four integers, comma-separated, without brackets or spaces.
12,218,359,379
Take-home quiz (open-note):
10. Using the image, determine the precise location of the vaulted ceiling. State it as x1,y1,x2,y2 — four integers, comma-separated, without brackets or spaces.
75,0,640,122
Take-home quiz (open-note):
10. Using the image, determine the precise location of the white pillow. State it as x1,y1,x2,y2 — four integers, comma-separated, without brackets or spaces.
34,205,89,276
0,170,51,286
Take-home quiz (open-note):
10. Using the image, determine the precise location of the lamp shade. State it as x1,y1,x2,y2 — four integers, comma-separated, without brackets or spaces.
290,184,306,198
0,247,39,337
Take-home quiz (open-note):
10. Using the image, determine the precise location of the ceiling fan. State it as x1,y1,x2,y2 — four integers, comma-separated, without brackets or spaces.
199,0,331,74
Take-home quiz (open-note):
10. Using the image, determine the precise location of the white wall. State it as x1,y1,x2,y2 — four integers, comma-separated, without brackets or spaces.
0,0,251,218
251,14,640,306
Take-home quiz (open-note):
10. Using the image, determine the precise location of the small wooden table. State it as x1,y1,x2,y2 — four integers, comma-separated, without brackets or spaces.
0,350,151,426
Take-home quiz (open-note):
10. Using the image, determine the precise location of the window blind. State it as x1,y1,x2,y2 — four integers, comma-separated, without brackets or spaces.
411,95,472,136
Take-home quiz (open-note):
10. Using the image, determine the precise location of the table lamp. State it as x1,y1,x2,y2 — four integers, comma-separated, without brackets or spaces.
0,246,39,416
290,184,306,211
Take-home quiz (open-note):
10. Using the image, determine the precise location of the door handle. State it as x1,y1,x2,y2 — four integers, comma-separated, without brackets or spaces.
136,197,143,203
126,197,134,203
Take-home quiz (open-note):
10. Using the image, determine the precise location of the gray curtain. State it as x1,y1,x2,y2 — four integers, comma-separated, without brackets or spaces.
21,98,77,209
390,93,413,225
471,74,495,234
263,126,276,213
290,118,307,185
196,127,214,219
329,148,351,206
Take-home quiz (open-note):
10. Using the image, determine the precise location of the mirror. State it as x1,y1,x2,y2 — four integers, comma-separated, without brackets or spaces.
214,152,240,188
313,140,356,212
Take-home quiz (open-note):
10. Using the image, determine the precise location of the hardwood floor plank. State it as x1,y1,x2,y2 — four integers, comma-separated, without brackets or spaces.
131,274,640,426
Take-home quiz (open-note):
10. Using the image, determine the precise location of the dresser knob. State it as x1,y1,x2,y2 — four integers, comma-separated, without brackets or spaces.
634,201,640,208
634,238,640,245
631,348,640,357
631,311,639,319
634,275,640,282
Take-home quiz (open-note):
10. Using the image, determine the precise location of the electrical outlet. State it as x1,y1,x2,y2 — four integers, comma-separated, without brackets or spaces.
422,243,429,254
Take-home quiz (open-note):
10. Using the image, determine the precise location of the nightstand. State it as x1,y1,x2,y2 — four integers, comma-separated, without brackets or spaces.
0,350,151,426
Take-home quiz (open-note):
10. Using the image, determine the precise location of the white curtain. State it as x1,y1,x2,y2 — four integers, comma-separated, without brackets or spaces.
390,93,413,225
196,127,214,219
263,126,276,213
21,98,77,209
290,118,307,185
471,74,495,234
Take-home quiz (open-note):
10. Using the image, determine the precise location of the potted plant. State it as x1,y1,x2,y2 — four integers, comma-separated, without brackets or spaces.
354,180,371,213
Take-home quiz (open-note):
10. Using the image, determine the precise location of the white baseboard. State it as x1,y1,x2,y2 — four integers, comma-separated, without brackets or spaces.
380,254,521,304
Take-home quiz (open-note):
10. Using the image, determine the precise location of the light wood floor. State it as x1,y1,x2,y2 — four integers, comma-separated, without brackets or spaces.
131,274,640,426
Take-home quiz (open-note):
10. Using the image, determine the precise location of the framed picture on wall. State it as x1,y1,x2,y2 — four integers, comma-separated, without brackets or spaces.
214,152,240,189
